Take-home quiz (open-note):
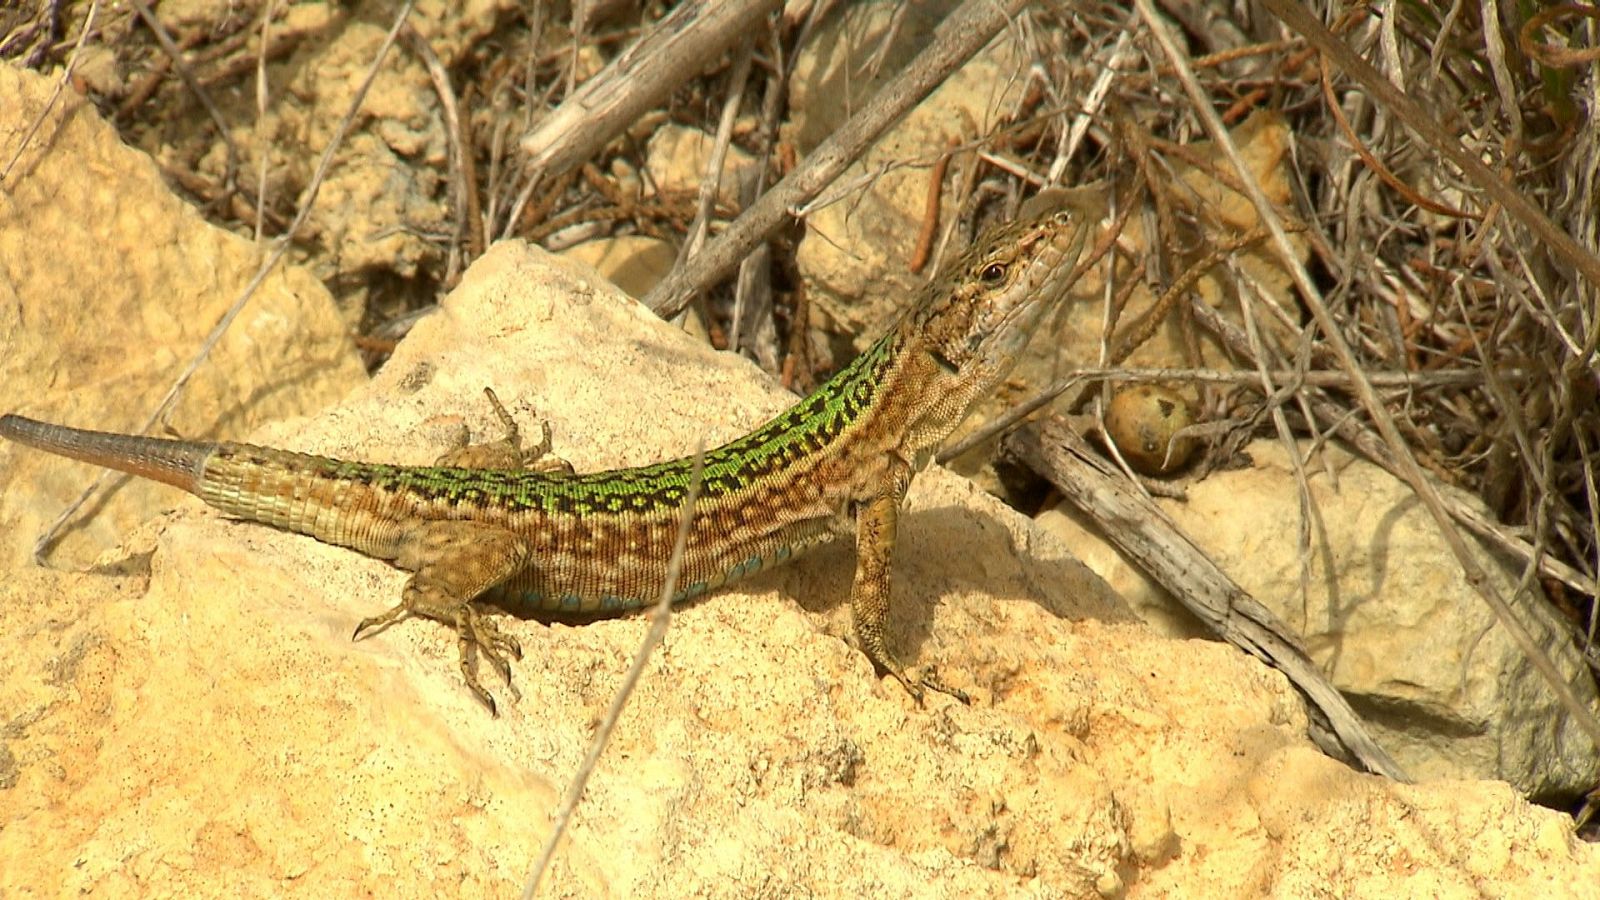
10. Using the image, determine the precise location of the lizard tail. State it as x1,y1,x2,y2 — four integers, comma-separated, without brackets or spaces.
0,414,215,493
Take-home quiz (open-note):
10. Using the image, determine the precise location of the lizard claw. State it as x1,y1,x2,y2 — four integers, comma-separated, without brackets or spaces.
350,592,524,715
917,666,971,705
893,665,970,706
352,601,409,642
451,603,522,716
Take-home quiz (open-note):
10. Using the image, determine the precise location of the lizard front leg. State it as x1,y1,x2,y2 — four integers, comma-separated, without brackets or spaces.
850,460,969,704
353,521,531,715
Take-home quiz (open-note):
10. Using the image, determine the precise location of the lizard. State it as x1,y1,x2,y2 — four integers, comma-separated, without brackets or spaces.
1,202,1089,714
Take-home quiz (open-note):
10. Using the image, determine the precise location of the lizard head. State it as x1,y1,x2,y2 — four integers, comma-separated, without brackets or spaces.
910,202,1089,392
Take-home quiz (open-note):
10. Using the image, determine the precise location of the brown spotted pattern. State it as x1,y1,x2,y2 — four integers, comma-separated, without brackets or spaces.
2,206,1088,703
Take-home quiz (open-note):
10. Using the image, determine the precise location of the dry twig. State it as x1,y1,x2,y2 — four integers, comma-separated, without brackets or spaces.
643,0,1032,318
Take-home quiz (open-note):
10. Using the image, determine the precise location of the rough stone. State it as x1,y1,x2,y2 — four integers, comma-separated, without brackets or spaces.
2,243,1595,896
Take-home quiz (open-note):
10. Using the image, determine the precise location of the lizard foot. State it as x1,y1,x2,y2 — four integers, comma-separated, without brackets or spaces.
453,602,524,715
891,664,971,706
377,521,532,714
434,386,574,473
352,595,524,716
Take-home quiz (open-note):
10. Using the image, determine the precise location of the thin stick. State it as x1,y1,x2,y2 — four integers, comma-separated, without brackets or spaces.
403,23,469,286
697,41,754,345
908,137,958,274
1,0,99,185
252,0,276,244
522,444,707,898
681,39,754,265
733,17,791,370
127,0,240,193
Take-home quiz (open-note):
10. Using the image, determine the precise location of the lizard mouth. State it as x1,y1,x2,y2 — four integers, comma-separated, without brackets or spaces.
998,214,1088,332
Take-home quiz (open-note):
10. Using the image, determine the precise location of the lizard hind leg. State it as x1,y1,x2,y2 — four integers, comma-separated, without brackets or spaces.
352,520,532,715
433,386,575,474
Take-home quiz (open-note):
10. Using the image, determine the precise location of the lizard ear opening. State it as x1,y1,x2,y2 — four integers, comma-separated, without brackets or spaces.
928,346,961,373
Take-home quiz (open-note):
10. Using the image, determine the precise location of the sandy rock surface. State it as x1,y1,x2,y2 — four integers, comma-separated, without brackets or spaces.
0,62,366,571
1040,440,1600,800
2,241,1596,897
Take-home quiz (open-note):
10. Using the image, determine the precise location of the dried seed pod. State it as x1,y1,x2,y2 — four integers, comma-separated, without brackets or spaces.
1105,385,1196,475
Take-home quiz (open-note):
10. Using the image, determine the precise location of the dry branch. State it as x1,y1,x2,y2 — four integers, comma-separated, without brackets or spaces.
642,0,1032,318
518,0,783,181
1005,420,1408,780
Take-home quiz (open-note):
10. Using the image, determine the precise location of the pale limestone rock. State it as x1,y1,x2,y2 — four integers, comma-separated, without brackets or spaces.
1,242,1596,896
0,61,365,571
558,234,679,300
644,123,756,209
1040,439,1600,799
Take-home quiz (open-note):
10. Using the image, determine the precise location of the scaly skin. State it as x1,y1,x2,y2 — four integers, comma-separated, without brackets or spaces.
1,204,1088,712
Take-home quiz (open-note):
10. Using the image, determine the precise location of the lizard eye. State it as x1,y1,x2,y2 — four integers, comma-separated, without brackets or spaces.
980,262,1006,282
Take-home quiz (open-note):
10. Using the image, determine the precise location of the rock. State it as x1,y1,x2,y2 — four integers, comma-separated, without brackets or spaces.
1039,439,1600,800
1,242,1594,895
0,61,366,571
644,123,756,210
558,234,679,300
